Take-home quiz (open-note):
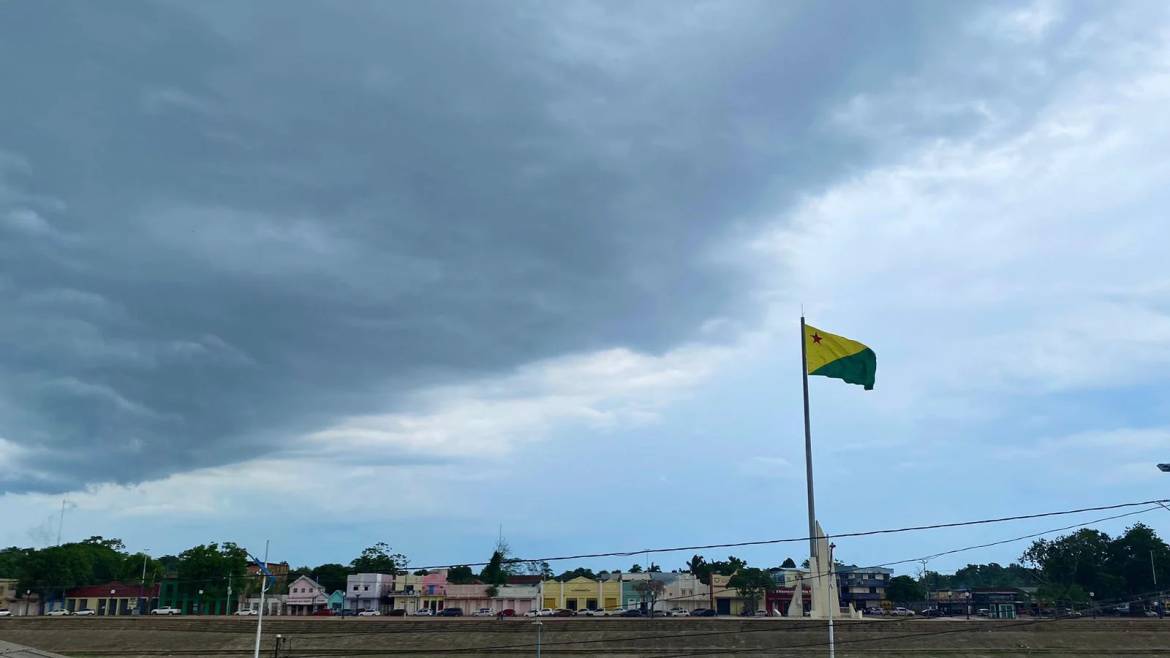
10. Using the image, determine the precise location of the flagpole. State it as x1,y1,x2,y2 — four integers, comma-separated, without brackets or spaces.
800,316,817,559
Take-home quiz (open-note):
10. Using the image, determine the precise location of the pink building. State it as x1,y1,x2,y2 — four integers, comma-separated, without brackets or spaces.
286,575,329,616
444,583,538,615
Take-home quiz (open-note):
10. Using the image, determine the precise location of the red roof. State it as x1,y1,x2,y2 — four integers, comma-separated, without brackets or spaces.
66,581,160,598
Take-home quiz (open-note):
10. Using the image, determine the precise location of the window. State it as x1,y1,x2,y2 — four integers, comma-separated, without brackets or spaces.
353,585,358,591
586,598,597,610
363,586,369,591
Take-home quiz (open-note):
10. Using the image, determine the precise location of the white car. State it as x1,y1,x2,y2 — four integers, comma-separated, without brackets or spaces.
668,608,689,617
524,608,555,617
0,609,11,617
234,609,257,616
74,609,96,616
150,607,182,616
413,609,433,616
357,610,381,617
46,610,71,616
891,607,915,616
473,608,495,617
575,608,605,617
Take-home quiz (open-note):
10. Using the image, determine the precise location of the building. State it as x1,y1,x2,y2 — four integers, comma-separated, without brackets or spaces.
346,573,394,613
242,594,287,616
444,583,539,615
542,576,620,612
0,579,39,616
286,575,330,616
836,566,893,611
328,590,345,613
418,571,448,612
65,582,159,616
659,573,704,613
709,574,753,616
972,588,1025,619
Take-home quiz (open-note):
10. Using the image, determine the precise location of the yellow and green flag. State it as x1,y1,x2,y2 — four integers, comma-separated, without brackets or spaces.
804,323,876,390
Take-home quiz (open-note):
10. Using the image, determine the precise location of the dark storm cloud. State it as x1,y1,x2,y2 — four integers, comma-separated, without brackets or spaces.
0,0,980,491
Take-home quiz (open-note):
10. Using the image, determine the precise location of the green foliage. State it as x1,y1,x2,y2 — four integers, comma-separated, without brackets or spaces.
685,555,746,584
886,575,925,604
175,543,248,599
13,538,161,597
728,567,772,614
479,551,508,587
350,543,407,575
413,569,430,576
447,565,477,584
647,562,662,573
1021,524,1170,600
556,567,597,581
525,561,553,579
629,564,643,573
946,563,1036,589
485,585,499,598
780,558,797,569
310,563,350,593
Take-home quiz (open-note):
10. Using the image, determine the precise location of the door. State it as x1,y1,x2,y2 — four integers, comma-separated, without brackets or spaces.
716,599,731,615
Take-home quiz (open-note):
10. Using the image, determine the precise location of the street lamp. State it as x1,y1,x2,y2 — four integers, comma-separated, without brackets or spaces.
139,549,150,615
110,589,117,616
198,589,204,615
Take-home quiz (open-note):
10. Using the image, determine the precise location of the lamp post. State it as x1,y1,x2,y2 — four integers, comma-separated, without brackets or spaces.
198,589,204,616
139,549,150,615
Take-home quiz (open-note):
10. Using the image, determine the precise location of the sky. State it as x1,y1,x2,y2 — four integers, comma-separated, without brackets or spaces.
2,0,1170,577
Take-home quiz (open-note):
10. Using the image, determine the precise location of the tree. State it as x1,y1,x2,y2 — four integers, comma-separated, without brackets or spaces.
350,543,407,575
556,567,597,582
311,563,350,593
524,561,553,579
1023,529,1119,598
728,568,773,615
414,569,430,576
175,543,248,601
629,564,643,573
447,565,477,584
780,558,797,569
647,562,662,573
886,575,924,604
480,551,508,588
633,579,665,615
685,555,707,578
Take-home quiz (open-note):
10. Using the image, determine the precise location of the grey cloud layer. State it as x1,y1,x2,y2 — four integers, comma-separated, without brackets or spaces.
1,0,998,491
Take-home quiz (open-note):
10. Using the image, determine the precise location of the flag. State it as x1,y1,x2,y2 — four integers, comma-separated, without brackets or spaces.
804,323,876,390
249,554,276,590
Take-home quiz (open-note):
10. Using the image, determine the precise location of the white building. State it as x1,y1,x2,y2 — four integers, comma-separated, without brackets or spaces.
346,573,394,613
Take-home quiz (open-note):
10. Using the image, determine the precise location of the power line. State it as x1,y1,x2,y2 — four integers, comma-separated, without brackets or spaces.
407,497,1170,570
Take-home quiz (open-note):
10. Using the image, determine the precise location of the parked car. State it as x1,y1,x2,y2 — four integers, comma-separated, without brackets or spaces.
74,609,96,616
235,609,258,616
413,609,434,616
357,609,381,617
976,608,989,617
617,609,645,617
890,607,915,616
387,609,407,616
474,608,495,617
864,607,885,616
575,608,605,617
668,608,689,617
311,609,334,616
46,610,71,617
920,608,945,618
498,609,516,617
437,608,464,617
524,608,554,617
690,608,717,617
151,607,181,616
551,609,574,617
0,609,11,617
338,609,360,617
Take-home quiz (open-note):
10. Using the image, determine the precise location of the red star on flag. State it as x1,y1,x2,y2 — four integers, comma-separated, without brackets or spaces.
811,332,823,344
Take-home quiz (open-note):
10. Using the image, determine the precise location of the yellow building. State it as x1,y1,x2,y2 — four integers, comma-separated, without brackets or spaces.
541,577,620,612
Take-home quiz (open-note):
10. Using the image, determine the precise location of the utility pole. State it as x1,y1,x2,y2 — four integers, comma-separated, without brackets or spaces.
533,619,542,658
1151,549,1158,586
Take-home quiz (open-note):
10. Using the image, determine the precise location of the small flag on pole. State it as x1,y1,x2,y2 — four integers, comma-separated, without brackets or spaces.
249,553,276,590
804,324,876,390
